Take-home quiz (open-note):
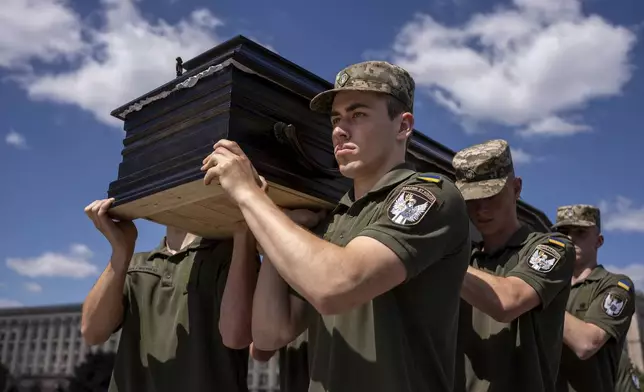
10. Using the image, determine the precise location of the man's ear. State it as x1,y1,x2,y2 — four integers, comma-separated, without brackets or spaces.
397,112,414,142
513,177,523,200
596,233,604,249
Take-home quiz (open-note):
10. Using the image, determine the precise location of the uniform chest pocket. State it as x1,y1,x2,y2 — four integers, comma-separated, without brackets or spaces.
126,265,164,283
571,292,593,318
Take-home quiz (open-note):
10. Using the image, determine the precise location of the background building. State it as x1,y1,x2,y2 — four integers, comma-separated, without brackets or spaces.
0,304,279,391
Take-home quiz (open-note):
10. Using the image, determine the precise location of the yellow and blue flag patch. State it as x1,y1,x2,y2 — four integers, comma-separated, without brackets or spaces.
618,279,632,292
548,238,566,248
418,174,442,184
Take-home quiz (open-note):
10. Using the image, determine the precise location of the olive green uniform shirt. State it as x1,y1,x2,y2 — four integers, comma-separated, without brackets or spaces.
279,331,310,392
556,266,636,392
455,226,575,392
299,163,471,392
615,348,641,392
108,237,255,392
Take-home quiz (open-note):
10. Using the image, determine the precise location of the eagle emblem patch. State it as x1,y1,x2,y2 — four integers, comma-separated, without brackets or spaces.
603,291,627,317
388,185,436,226
527,245,560,273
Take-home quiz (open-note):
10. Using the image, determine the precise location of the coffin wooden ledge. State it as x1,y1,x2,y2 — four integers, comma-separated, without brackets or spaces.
109,178,335,239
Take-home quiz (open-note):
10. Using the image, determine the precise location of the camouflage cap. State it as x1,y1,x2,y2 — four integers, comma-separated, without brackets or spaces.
309,61,415,114
452,139,514,201
552,204,601,231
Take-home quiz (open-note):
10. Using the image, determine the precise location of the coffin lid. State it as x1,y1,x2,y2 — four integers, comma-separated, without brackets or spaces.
108,34,553,232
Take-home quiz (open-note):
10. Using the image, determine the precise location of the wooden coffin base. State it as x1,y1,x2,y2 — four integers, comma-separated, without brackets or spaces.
109,178,335,239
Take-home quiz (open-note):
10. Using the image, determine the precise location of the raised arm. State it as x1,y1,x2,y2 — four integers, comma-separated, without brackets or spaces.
81,198,136,345
461,235,575,323
251,256,311,351
219,223,261,349
202,140,470,315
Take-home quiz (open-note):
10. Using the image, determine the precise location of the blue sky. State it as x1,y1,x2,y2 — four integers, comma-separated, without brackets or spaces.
1,0,643,308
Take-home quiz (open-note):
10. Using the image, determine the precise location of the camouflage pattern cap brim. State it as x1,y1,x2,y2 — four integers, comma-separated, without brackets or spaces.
310,60,415,114
552,204,601,230
551,219,596,229
455,176,509,201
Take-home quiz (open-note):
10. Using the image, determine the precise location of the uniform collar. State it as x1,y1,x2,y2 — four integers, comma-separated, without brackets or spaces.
580,265,609,282
337,162,416,208
147,236,215,260
473,224,533,257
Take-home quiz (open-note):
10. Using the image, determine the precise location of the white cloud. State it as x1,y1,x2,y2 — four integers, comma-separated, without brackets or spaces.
517,116,592,137
599,197,644,233
24,282,43,293
0,0,85,69
6,244,100,279
605,263,644,293
5,129,28,149
2,0,230,126
0,299,23,308
388,0,636,136
510,147,533,165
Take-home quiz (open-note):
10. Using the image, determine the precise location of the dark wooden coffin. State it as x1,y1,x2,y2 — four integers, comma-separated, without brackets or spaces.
107,35,553,238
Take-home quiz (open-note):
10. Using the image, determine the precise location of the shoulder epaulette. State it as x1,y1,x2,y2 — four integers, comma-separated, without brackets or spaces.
417,173,443,184
617,279,632,292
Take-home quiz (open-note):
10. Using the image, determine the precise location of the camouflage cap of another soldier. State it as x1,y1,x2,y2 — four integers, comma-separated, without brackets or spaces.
309,61,415,114
452,139,514,201
552,204,601,231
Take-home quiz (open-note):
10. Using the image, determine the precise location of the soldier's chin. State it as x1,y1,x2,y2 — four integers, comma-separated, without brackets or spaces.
337,161,363,179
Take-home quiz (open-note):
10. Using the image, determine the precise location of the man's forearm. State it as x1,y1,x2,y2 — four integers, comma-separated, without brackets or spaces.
461,267,518,323
219,227,258,349
81,254,128,345
563,312,607,360
236,188,344,306
252,258,307,350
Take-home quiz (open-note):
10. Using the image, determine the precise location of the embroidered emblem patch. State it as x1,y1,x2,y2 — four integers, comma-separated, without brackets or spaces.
388,185,436,226
603,291,627,317
338,72,349,86
527,244,560,273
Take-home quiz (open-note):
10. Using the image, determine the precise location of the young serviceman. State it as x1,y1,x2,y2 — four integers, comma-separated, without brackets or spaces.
200,60,472,392
81,198,258,392
451,139,576,392
551,205,636,392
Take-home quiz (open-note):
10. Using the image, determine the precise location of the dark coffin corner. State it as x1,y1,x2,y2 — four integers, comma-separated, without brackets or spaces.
106,34,553,232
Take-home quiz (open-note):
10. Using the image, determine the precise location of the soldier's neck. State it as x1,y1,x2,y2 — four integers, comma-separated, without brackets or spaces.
572,260,598,285
353,158,405,200
165,226,198,254
481,219,521,254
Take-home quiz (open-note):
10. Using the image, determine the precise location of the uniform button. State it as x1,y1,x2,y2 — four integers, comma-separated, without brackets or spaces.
165,273,171,279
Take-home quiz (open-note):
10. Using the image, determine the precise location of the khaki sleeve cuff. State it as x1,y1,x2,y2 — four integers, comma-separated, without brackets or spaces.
506,270,550,308
358,227,416,278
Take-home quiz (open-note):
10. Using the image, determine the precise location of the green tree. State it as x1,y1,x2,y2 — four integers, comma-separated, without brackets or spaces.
67,351,115,392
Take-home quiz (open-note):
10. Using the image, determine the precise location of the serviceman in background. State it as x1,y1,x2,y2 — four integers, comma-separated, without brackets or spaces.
552,205,636,392
81,198,258,392
451,139,575,391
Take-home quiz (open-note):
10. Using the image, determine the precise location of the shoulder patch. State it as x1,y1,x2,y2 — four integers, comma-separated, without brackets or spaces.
602,291,628,317
548,237,566,248
527,244,561,273
417,174,443,184
618,279,632,292
387,185,436,226
632,371,640,389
